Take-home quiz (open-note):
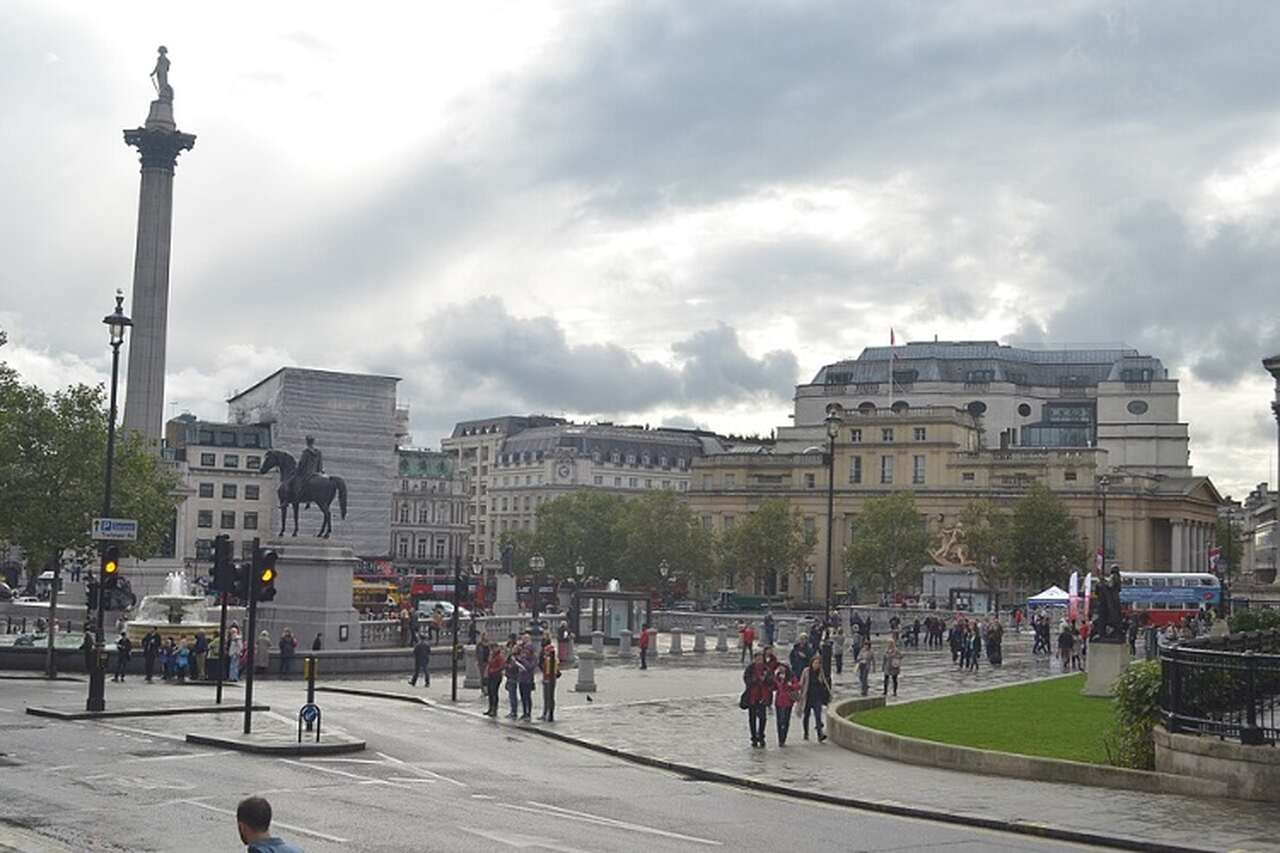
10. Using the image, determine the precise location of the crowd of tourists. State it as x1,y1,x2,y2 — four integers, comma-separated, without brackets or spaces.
475,630,562,722
93,623,317,683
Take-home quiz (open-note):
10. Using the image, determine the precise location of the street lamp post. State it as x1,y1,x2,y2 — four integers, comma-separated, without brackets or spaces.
450,555,484,702
658,559,670,608
572,558,585,640
528,554,546,640
823,404,843,617
87,292,131,712
803,567,815,607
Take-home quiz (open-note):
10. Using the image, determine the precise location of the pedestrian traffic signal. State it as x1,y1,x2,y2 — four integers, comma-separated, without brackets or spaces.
231,561,250,601
101,545,120,592
256,550,278,601
209,534,234,593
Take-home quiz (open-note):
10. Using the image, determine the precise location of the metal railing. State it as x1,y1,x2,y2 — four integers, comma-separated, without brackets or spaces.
1160,630,1280,746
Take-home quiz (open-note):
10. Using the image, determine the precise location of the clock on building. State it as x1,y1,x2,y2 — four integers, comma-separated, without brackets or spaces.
557,463,572,480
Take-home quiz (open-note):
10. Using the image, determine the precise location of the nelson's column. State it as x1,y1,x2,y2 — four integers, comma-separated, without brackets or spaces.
121,46,196,445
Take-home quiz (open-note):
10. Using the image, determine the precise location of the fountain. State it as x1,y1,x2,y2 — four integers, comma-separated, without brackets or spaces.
125,572,221,644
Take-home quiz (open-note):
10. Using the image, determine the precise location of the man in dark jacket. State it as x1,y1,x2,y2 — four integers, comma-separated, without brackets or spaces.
142,627,162,682
789,635,810,677
113,632,132,682
409,636,431,687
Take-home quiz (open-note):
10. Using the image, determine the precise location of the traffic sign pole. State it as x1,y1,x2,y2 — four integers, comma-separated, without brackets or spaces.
243,538,261,735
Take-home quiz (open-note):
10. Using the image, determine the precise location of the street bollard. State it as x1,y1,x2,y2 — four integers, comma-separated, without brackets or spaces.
618,629,633,658
716,624,728,652
669,626,683,655
463,644,482,689
574,650,598,693
693,625,706,653
304,656,317,732
591,630,605,657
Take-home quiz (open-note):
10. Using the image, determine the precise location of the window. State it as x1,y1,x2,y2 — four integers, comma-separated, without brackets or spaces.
500,497,508,511
679,481,687,491
200,453,216,467
677,458,687,470
610,452,621,464
850,456,862,484
592,451,602,464
913,427,926,441
725,474,736,488
723,515,736,531
243,511,258,530
246,455,261,470
195,539,214,560
197,510,213,528
644,479,653,488
658,456,668,468
962,472,976,483
198,429,215,445
217,430,237,446
628,477,638,488
966,401,988,416
881,428,894,443
965,369,995,383
662,480,671,489
912,455,926,485
1017,403,1033,417
703,474,713,489
804,517,816,537
702,515,713,530
880,456,894,484
416,539,428,560
398,538,409,558
243,433,261,448
523,496,531,511
850,429,862,443
220,511,236,529
641,454,651,466
1064,471,1078,481
593,475,603,485
198,482,214,498
223,454,239,469
222,483,237,499
614,477,622,486
435,539,446,559
245,485,259,500
626,453,636,465
418,506,429,524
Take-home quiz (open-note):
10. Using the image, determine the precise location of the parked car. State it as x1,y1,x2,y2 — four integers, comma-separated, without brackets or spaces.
415,600,472,621
13,595,40,604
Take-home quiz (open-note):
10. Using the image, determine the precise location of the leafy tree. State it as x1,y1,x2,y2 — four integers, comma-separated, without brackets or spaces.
843,491,929,596
528,491,625,582
1006,482,1088,589
615,490,713,593
957,500,1012,588
0,354,179,585
718,498,815,593
1214,517,1243,583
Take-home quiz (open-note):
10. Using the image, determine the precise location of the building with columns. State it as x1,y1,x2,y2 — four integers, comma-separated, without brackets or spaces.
690,402,1222,604
390,448,468,573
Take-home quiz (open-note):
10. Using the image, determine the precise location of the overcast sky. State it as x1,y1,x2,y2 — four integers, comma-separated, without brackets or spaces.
2,1,1279,498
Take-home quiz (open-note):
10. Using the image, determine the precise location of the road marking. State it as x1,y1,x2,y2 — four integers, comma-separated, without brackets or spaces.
173,799,349,844
46,764,78,771
388,776,438,784
299,757,385,764
278,757,414,790
93,721,190,743
0,706,15,713
471,794,496,800
457,825,595,852
376,751,467,787
122,751,217,763
521,801,722,846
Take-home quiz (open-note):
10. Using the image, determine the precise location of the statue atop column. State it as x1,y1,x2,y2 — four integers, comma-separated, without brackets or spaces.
1091,563,1126,642
150,46,174,102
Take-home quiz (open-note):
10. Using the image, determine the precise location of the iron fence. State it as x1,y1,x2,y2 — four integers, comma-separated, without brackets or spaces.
1160,630,1280,746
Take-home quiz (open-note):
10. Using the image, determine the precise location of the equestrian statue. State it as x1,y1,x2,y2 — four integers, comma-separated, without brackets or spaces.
259,436,348,538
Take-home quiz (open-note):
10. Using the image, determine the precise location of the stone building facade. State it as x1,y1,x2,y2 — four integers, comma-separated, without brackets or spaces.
165,415,275,563
391,448,469,573
226,368,407,559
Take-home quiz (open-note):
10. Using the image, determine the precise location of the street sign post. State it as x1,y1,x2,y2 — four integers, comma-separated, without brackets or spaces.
91,518,138,541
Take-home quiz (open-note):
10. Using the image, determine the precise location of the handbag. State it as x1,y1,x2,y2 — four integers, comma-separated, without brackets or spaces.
739,688,751,710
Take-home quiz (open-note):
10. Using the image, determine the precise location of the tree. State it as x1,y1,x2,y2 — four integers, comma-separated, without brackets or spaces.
615,491,713,593
0,358,179,585
718,498,815,594
957,500,1012,588
843,491,929,597
1006,482,1087,589
1214,517,1243,583
528,491,625,582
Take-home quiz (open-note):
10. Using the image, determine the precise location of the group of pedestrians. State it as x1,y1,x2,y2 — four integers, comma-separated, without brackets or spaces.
478,631,561,722
742,647,831,747
946,615,1004,671
93,624,310,683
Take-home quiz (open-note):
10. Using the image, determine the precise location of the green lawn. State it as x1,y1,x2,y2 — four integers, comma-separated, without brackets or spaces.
852,674,1114,765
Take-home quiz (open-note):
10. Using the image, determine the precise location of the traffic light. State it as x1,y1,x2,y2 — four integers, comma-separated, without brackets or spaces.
209,534,234,593
256,550,278,602
231,561,250,602
101,545,120,592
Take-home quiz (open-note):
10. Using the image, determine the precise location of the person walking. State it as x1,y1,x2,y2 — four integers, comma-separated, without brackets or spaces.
799,655,830,742
483,641,506,717
476,632,492,695
773,663,799,747
504,638,521,719
142,627,161,683
227,627,243,682
638,622,651,669
235,795,303,853
740,622,756,664
277,629,296,676
882,637,902,697
968,624,982,672
833,625,847,675
856,637,875,696
175,636,190,683
763,609,776,646
1058,623,1075,671
193,630,209,680
409,635,432,686
539,639,560,721
516,635,537,721
742,650,773,748
255,630,272,674
112,631,132,682
311,632,323,652
789,635,810,679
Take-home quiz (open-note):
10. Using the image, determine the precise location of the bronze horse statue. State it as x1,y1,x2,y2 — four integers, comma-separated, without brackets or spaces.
259,449,348,538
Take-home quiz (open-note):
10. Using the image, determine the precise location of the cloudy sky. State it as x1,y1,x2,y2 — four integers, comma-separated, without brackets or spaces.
2,1,1279,498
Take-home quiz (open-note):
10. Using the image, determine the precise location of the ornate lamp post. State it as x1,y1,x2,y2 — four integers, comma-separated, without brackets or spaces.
471,558,484,610
572,558,585,640
658,559,670,608
803,567,815,607
87,292,132,712
823,404,844,616
529,554,546,640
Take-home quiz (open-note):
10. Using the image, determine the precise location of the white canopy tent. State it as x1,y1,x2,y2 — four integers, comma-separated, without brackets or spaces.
1027,585,1070,606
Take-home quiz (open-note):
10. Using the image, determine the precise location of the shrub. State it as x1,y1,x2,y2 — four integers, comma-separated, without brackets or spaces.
1104,660,1161,770
1228,608,1280,634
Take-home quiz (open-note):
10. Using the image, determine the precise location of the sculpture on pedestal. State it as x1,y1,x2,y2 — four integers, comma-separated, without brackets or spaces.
260,439,349,538
1091,564,1126,642
150,46,173,102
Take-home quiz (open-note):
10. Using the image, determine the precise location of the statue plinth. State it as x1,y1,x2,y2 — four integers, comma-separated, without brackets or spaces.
253,538,361,650
493,573,519,616
145,99,175,131
1082,639,1131,696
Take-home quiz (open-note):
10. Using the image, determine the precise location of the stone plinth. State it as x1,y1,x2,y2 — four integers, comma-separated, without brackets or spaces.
618,629,633,658
647,628,659,662
715,625,728,652
463,644,482,689
693,626,706,653
669,626,683,655
253,539,361,651
493,574,518,616
591,630,605,656
1082,640,1130,696
574,651,597,693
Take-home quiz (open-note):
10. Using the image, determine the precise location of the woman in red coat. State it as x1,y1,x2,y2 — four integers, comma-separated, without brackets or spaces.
483,645,506,717
742,650,774,748
773,663,800,746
